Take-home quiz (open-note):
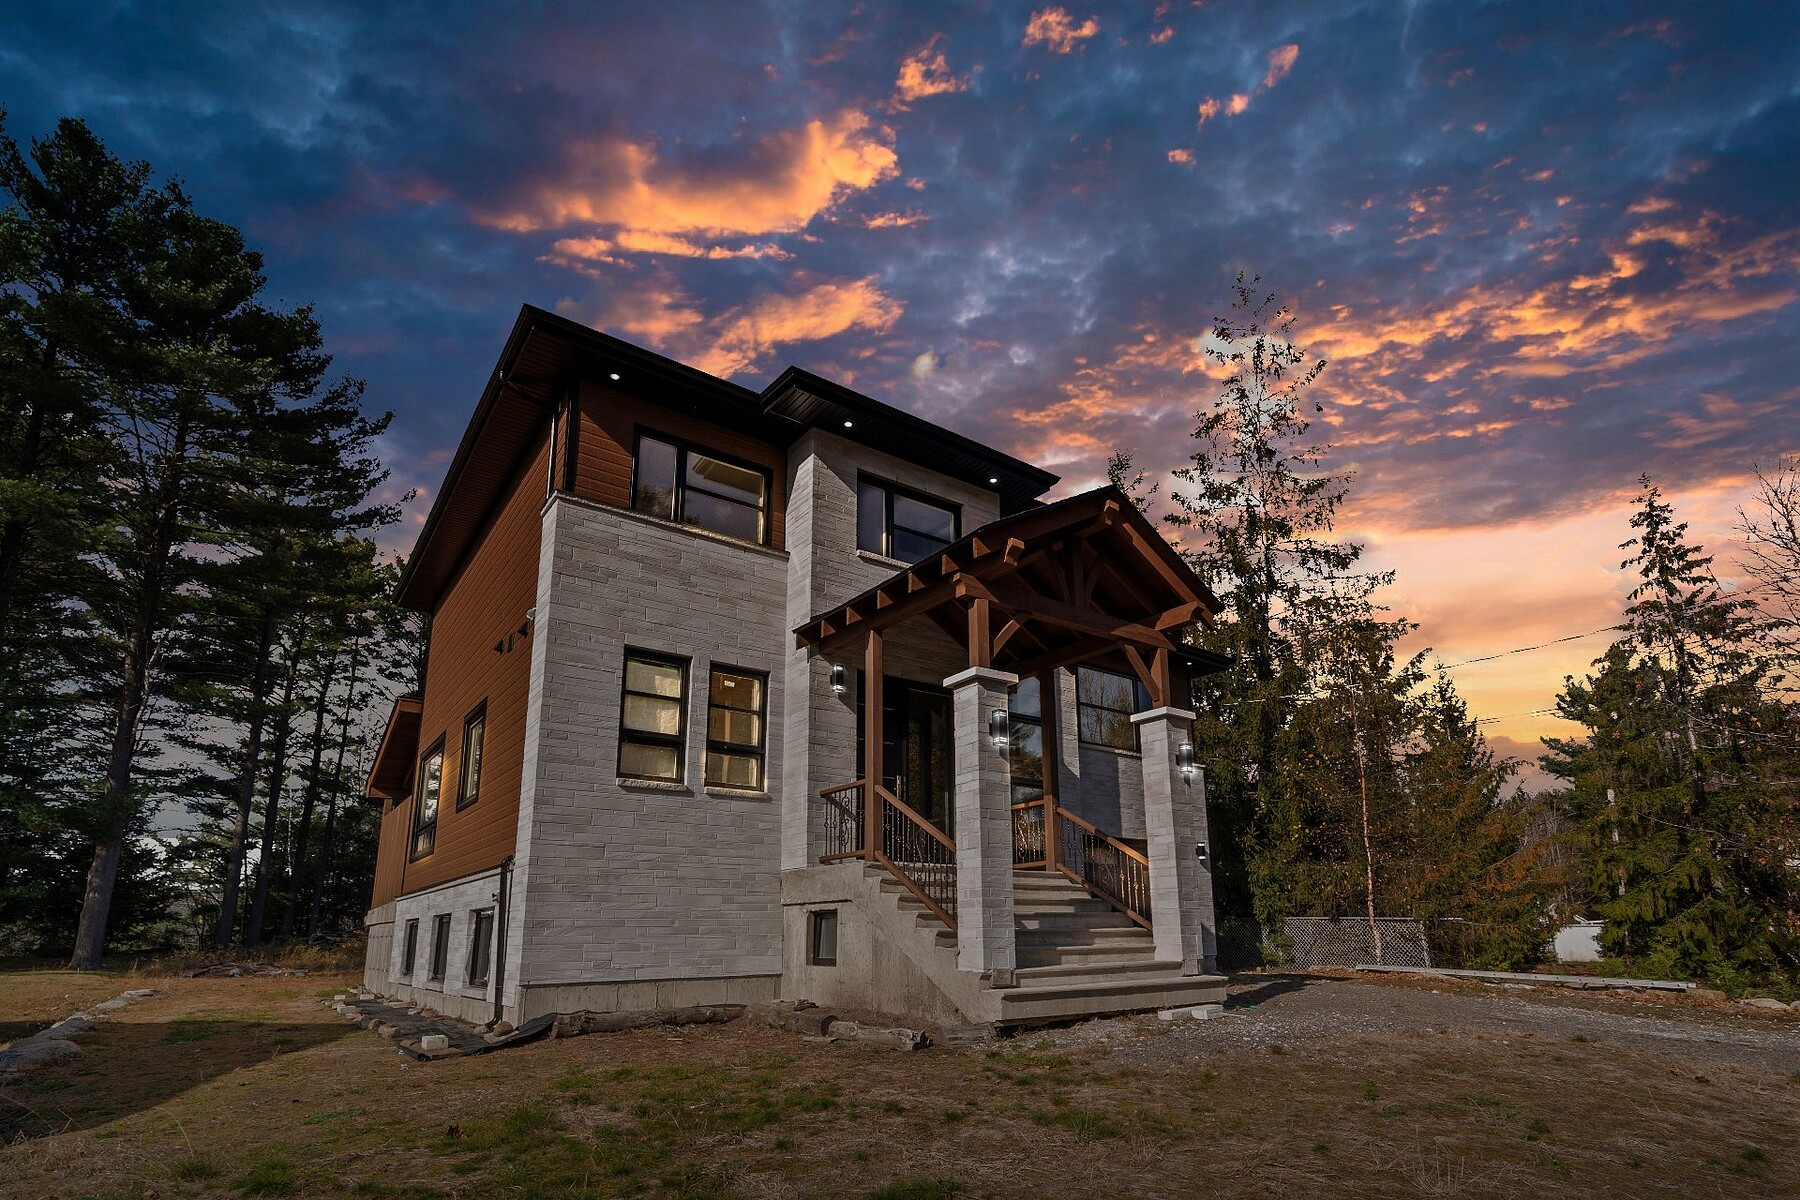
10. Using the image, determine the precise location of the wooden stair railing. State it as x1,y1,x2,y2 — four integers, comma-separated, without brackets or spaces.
1010,798,1048,868
1055,807,1153,931
817,780,959,932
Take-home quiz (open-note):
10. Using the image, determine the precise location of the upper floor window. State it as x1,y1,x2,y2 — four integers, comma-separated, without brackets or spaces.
857,476,959,563
411,737,444,859
1077,666,1148,752
456,701,485,810
632,433,769,543
619,650,687,782
705,665,767,790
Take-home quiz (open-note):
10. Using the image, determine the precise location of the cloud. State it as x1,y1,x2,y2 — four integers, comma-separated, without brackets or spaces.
692,277,904,377
893,35,970,107
1197,43,1300,129
547,232,791,263
475,110,899,257
1167,148,1196,166
1023,8,1100,54
1262,43,1300,90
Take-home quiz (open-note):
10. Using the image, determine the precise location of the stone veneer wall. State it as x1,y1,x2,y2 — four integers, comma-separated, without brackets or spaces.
377,868,505,1024
505,494,791,1017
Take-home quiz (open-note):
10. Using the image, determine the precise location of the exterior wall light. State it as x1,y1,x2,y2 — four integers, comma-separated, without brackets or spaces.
989,708,1009,748
1177,742,1196,778
830,664,847,694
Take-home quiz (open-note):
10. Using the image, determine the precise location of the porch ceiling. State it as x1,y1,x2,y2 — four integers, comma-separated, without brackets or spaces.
365,696,423,804
794,487,1230,695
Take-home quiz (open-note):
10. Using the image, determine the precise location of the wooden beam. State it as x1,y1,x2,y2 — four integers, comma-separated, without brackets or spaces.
807,574,963,653
1008,634,1118,680
966,596,992,669
992,618,1024,658
1152,600,1210,631
1039,668,1061,875
979,583,1176,650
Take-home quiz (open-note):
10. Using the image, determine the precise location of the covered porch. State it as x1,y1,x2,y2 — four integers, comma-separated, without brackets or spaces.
794,486,1229,983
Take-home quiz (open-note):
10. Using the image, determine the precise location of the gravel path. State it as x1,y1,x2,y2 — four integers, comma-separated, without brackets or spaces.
1039,972,1800,1075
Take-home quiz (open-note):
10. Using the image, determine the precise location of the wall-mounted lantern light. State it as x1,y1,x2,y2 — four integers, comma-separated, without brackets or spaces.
989,708,1010,749
1177,742,1196,779
830,664,847,694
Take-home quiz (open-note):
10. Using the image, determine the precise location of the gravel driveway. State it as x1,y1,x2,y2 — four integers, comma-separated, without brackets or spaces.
1040,972,1800,1075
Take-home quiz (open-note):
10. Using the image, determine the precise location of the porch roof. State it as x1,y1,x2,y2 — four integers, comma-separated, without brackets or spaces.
794,487,1230,700
364,695,423,804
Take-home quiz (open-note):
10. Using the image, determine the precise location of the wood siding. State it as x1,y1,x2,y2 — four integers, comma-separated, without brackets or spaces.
370,797,411,908
570,379,787,551
393,433,550,896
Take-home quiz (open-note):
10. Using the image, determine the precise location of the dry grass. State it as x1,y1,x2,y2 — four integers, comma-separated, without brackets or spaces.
0,961,144,1047
2,969,1797,1198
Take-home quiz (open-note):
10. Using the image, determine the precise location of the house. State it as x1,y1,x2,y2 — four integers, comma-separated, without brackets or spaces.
361,305,1231,1029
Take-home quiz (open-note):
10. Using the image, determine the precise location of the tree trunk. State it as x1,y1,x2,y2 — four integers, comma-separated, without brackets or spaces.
1353,706,1384,965
280,646,338,941
217,606,277,947
309,640,362,938
247,622,306,947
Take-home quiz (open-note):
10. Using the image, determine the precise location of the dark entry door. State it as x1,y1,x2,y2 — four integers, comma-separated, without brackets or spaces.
861,676,955,838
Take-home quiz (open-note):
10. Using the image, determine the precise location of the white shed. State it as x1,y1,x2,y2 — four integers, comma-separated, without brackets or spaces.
1551,918,1605,963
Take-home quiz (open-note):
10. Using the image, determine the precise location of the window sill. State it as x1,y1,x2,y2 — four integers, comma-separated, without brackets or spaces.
1079,743,1142,759
704,786,770,800
855,549,914,570
617,777,694,795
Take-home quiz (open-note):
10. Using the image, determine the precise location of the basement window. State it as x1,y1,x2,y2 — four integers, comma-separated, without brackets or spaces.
400,919,419,976
808,909,839,967
468,909,495,987
428,913,451,982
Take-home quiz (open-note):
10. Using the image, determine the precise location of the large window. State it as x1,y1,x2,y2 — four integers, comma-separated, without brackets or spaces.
411,738,444,859
428,913,451,982
632,433,769,543
619,651,688,782
467,908,495,987
705,666,767,790
857,476,959,562
400,919,419,976
1009,675,1046,806
456,701,486,810
1077,666,1148,752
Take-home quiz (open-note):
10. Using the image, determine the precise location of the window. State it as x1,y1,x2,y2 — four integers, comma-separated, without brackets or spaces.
411,738,444,859
705,666,766,789
1009,676,1046,806
400,919,419,976
1077,666,1148,752
456,702,486,810
619,651,687,782
428,913,451,981
468,908,495,987
857,476,959,562
808,909,838,966
632,432,769,543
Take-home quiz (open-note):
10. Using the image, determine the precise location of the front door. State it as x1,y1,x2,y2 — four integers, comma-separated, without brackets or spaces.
860,676,955,838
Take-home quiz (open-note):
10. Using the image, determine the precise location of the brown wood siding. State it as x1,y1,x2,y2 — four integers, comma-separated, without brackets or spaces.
395,434,550,896
570,379,787,551
370,797,410,908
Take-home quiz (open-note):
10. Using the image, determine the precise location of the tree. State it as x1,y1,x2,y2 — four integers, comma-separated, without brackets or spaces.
1545,477,1798,988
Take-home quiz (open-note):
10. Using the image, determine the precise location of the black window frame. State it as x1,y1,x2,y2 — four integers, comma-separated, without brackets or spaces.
630,429,773,545
411,736,446,860
1076,665,1148,752
704,663,768,790
400,918,419,976
428,913,451,982
456,700,487,811
856,474,961,562
467,908,495,987
617,649,690,783
1008,675,1046,805
808,908,839,966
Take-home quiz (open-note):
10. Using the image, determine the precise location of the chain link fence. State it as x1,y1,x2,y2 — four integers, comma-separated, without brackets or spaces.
1282,917,1433,969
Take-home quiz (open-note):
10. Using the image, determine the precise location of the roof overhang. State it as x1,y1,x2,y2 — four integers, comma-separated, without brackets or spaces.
365,696,423,803
794,486,1230,697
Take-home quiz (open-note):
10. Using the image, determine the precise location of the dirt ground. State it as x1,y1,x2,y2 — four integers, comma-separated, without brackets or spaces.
1,964,1796,1199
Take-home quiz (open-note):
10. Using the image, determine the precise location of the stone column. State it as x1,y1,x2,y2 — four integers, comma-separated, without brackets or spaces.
1133,706,1216,975
945,666,1018,978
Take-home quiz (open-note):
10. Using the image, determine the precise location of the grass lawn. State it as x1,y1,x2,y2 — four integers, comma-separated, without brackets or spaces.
2,964,1796,1198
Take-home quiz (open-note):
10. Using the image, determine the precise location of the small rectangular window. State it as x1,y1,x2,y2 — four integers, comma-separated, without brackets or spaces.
631,433,769,543
456,702,486,810
468,909,495,987
400,919,419,976
856,476,960,562
428,913,451,982
619,651,688,782
1009,676,1045,805
1077,666,1147,752
411,738,445,859
705,666,767,789
808,909,838,966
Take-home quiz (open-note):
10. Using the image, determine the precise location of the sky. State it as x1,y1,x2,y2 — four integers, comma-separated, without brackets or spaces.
5,1,1797,786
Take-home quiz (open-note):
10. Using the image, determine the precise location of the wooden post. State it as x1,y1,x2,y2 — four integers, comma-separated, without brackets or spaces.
1040,668,1060,875
966,594,992,668
1150,647,1171,709
863,628,883,859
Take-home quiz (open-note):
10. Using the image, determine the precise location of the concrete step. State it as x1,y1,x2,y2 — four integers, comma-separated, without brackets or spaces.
997,972,1227,1019
1013,960,1181,984
1017,941,1159,968
1016,925,1152,946
1014,911,1141,932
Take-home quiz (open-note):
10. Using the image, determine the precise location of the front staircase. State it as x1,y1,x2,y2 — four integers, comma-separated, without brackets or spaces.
881,867,1227,1024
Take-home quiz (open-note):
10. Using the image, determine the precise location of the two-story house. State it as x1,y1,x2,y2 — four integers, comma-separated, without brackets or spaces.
361,305,1230,1029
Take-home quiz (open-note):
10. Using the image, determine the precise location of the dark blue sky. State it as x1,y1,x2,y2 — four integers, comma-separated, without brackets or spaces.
7,1,1797,751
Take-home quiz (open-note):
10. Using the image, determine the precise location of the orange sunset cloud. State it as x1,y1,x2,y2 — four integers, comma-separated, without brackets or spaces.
1023,8,1100,54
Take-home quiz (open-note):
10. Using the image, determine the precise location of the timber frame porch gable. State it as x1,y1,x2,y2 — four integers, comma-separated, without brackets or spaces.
793,486,1229,706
